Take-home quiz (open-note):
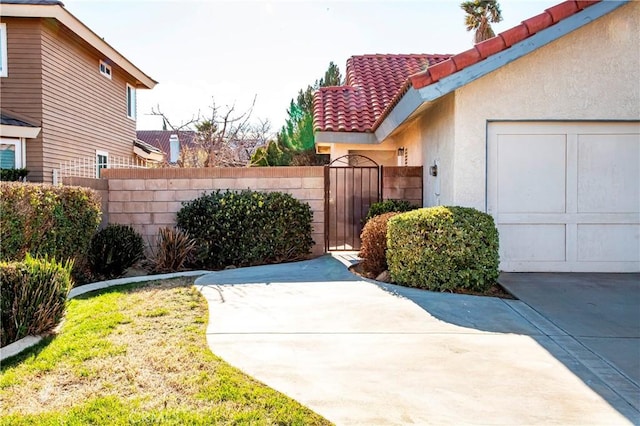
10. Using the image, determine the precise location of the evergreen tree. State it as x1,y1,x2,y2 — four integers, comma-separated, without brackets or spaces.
263,62,343,165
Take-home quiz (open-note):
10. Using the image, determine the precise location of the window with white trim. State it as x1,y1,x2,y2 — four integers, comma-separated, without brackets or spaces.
99,60,112,79
0,23,8,78
126,84,136,119
0,139,23,169
96,150,108,178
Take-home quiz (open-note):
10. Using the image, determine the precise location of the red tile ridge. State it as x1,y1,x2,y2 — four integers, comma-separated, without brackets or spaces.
368,0,602,132
408,1,599,91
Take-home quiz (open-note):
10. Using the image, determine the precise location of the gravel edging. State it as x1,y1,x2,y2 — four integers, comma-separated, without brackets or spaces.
1,271,211,362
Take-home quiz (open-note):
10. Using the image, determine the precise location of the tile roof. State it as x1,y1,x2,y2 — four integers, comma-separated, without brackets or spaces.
314,55,451,133
314,0,602,134
136,130,197,157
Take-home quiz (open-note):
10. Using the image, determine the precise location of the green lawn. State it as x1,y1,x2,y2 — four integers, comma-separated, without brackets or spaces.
0,277,331,425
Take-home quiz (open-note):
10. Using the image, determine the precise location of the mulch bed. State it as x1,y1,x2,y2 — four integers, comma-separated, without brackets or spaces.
349,262,516,300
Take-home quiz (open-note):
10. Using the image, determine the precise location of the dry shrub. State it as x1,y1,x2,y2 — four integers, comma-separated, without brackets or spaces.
150,227,196,273
359,212,399,277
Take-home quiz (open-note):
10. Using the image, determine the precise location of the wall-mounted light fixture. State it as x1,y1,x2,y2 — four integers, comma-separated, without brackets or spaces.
397,147,406,166
429,163,438,177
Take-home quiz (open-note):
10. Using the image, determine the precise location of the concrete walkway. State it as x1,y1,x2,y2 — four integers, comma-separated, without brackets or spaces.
195,256,639,425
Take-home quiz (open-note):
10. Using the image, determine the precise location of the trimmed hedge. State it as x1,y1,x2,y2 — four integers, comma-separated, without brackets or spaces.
88,224,145,279
0,168,29,182
1,255,73,347
177,189,314,269
364,199,418,223
0,183,101,264
359,212,399,277
387,206,499,292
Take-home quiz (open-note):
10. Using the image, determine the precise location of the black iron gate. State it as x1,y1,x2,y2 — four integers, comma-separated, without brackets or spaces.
325,155,381,251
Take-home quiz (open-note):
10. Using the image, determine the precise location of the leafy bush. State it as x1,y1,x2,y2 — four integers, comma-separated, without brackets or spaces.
0,182,101,265
177,190,314,269
364,199,418,223
359,212,399,277
1,254,73,347
387,206,499,292
0,168,28,182
88,224,145,279
150,227,197,273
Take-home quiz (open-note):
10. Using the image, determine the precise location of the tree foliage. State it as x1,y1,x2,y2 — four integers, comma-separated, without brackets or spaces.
461,0,503,43
251,62,342,166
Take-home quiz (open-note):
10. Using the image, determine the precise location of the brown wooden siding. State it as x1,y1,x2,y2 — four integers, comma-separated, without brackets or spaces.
0,18,44,180
39,18,136,183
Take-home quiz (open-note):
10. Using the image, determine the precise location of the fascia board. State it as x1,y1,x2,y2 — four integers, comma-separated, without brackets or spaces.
0,124,42,138
315,131,377,145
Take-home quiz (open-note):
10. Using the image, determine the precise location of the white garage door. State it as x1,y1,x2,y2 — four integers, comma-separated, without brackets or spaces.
487,122,640,272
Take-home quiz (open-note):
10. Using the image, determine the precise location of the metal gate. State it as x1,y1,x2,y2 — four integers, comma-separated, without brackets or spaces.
325,155,381,251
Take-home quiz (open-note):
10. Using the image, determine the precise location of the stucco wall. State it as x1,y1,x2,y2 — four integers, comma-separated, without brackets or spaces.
452,2,640,209
387,94,456,207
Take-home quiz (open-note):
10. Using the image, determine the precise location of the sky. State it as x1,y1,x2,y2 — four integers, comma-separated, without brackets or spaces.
63,0,559,134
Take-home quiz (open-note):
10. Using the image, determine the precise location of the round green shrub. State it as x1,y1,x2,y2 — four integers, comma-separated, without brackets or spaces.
364,199,418,223
386,206,499,292
1,254,73,347
177,189,314,269
88,224,145,279
0,182,101,264
359,212,399,277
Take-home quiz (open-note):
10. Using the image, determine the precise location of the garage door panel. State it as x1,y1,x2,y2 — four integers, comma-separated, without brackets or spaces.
500,224,566,262
577,134,640,213
577,224,640,262
488,121,640,272
497,134,566,214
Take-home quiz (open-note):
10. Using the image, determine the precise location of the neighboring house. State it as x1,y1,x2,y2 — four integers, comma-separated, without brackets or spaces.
136,130,197,164
314,0,639,272
0,0,157,182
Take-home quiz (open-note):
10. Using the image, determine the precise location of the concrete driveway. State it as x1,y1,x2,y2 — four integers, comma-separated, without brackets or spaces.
195,256,639,425
500,273,640,415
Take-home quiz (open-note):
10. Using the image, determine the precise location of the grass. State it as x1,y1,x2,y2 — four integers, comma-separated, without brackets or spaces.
0,277,331,425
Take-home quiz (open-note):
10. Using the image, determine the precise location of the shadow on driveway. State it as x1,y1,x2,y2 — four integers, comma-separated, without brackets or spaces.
374,273,640,423
196,256,640,424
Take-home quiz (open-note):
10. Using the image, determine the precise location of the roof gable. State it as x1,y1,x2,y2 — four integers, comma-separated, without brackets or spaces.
314,0,622,137
0,0,156,89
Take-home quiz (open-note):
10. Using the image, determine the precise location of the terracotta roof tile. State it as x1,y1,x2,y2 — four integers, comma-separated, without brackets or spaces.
499,24,531,48
546,1,580,23
314,1,602,135
314,54,451,132
522,12,554,34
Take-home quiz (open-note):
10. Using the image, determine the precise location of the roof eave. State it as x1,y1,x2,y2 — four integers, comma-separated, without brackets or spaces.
0,124,42,138
314,131,378,145
1,3,157,89
374,0,627,142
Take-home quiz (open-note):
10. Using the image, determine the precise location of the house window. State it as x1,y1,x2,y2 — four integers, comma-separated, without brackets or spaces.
99,60,112,79
0,23,7,78
0,139,23,169
126,84,136,119
96,150,108,178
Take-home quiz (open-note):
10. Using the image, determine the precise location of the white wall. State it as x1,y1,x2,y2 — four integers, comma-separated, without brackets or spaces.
452,2,640,209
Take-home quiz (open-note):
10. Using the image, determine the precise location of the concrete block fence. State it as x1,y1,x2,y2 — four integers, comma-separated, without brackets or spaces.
102,167,327,257
66,166,422,258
